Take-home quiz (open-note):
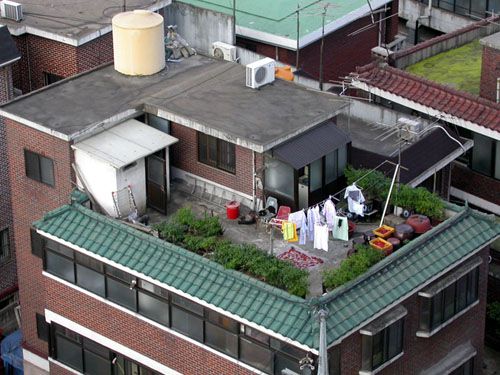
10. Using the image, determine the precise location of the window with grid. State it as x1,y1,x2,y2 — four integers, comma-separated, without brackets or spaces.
0,228,9,262
24,150,55,186
419,262,480,334
198,133,236,173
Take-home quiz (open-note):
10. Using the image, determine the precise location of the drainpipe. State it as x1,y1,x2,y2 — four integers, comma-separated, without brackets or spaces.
428,0,433,13
316,309,329,375
496,77,500,103
252,150,256,211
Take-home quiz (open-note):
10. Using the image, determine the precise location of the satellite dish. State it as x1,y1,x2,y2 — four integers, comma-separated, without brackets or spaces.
254,66,267,83
213,47,224,60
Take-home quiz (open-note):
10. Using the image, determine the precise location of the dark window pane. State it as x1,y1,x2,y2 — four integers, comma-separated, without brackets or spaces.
106,266,134,283
371,331,384,369
83,338,109,357
207,310,239,333
0,228,9,261
472,133,493,176
244,326,270,345
138,279,168,299
328,346,341,375
75,252,104,273
467,268,479,305
270,338,306,360
456,275,468,312
56,335,83,371
218,140,235,173
36,313,49,342
171,294,203,316
387,319,403,360
240,337,273,374
198,133,208,163
208,136,217,165
361,335,373,371
171,306,203,341
471,0,487,16
107,277,137,310
138,291,169,326
443,284,456,321
431,292,443,330
76,265,105,297
46,239,74,258
420,297,431,331
46,251,75,283
84,349,111,375
274,352,301,375
25,150,41,181
205,321,238,357
40,156,55,186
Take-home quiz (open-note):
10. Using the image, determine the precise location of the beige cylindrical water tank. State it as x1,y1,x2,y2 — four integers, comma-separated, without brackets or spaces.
112,10,165,76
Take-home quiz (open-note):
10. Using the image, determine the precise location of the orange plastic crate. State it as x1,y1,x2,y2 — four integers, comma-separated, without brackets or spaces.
372,224,395,239
369,237,394,256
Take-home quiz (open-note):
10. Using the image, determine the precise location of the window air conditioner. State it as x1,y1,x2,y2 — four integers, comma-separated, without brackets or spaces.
246,58,275,89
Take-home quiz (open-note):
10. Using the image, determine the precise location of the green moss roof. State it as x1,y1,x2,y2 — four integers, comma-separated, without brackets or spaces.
406,40,483,95
33,203,499,350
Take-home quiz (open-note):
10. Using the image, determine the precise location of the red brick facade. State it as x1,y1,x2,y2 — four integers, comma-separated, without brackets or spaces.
4,120,74,356
170,122,263,197
45,278,254,375
11,32,113,94
0,66,14,104
238,0,398,83
480,45,500,103
339,247,488,374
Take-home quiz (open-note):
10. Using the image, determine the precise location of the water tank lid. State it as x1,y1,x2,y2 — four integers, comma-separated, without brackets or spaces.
112,10,163,29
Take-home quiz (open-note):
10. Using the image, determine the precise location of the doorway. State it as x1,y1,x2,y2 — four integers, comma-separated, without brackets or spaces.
146,149,167,214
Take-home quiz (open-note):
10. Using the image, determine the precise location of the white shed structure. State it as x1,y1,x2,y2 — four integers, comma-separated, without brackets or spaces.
72,119,178,217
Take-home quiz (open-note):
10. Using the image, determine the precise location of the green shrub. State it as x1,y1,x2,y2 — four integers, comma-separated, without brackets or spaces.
487,301,500,322
212,242,309,298
323,245,384,290
183,235,219,254
192,215,224,237
345,166,445,220
154,221,186,243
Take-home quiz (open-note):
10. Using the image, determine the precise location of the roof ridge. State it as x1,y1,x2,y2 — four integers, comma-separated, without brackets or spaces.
47,203,307,304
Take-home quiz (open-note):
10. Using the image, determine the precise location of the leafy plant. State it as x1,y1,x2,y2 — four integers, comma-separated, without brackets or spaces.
323,245,384,290
345,166,445,220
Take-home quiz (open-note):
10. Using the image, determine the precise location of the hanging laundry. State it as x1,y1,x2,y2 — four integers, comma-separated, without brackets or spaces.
282,221,298,242
322,199,337,229
332,216,349,241
289,210,308,245
314,223,329,251
307,206,320,242
344,184,366,217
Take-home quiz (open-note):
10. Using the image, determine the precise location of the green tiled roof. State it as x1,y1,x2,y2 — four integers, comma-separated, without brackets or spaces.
33,203,499,350
176,0,391,48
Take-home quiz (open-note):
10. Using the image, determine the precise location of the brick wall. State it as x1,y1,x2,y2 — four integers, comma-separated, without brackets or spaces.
0,66,14,104
170,123,261,197
238,0,398,83
5,120,74,356
45,278,254,375
339,247,489,374
479,45,500,103
11,32,114,93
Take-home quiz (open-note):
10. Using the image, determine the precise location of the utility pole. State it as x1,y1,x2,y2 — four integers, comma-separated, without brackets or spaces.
232,0,236,45
296,4,300,70
123,0,126,12
319,5,327,90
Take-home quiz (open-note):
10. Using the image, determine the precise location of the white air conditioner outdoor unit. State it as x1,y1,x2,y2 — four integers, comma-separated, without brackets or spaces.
211,41,236,62
0,0,23,21
398,117,423,142
246,57,275,89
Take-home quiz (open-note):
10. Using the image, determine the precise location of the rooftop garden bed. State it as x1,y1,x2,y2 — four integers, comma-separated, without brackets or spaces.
154,207,309,297
344,166,445,220
405,40,482,95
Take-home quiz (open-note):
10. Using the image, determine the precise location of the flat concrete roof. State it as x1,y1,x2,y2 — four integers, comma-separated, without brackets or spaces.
0,0,170,46
0,55,348,152
480,31,500,50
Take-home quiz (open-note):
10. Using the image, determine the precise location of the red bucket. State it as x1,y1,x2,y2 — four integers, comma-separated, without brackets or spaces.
226,201,240,220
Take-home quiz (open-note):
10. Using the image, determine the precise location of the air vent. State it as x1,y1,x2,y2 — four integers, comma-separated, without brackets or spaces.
0,0,23,22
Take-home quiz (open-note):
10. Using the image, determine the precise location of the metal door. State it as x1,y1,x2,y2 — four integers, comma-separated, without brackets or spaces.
146,152,167,214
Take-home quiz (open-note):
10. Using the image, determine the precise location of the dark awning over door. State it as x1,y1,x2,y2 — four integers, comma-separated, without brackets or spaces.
272,121,350,169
